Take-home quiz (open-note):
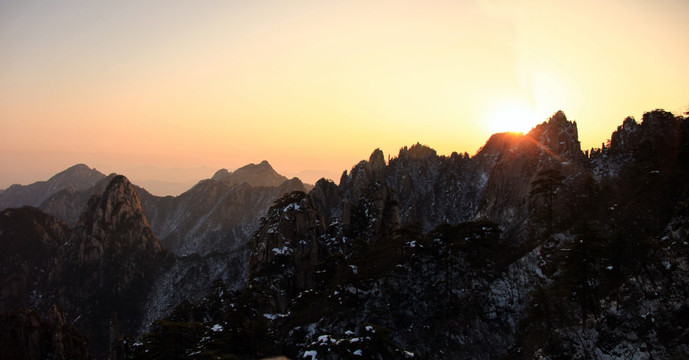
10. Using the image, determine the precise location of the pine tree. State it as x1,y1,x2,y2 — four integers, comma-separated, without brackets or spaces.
530,168,565,234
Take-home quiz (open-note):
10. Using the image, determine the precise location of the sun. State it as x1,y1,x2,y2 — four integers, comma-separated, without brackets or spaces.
485,101,539,135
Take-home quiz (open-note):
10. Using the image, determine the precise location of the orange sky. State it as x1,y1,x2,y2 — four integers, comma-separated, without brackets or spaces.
1,0,688,195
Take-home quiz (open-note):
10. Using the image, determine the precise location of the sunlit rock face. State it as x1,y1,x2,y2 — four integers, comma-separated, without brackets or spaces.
474,111,589,238
527,110,586,164
73,175,162,263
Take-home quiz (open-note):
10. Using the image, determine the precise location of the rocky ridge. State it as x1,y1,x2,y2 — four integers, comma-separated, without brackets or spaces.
310,111,590,242
133,109,689,359
2,109,688,359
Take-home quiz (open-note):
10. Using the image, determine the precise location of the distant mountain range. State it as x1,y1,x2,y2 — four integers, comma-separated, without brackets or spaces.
1,161,307,256
1,109,688,359
0,164,106,209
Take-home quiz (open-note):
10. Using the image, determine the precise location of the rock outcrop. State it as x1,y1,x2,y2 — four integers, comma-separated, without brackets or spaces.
474,111,589,238
71,175,162,263
249,191,327,311
386,143,477,229
0,306,92,360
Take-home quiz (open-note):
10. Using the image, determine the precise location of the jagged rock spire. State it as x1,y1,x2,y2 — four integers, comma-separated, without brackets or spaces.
75,175,162,263
526,110,586,163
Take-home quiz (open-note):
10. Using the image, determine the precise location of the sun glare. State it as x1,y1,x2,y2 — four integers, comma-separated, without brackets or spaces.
485,101,539,135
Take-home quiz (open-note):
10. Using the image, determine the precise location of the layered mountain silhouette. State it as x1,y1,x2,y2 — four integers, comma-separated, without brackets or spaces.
0,164,106,210
3,161,307,256
1,109,688,359
0,161,307,358
140,166,306,256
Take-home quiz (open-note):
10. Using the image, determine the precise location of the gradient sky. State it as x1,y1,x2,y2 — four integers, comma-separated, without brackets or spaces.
2,0,688,195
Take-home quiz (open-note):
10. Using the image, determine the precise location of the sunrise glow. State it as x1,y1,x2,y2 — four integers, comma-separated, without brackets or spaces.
1,0,689,194
485,100,540,135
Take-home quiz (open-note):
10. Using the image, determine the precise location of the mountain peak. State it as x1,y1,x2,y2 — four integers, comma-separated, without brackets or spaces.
211,161,288,187
549,109,568,124
527,110,575,136
211,169,230,181
75,175,161,263
0,164,107,210
48,164,105,187
369,148,385,165
526,110,585,162
407,143,437,159
63,163,91,172
601,109,681,159
102,175,142,207
79,175,148,231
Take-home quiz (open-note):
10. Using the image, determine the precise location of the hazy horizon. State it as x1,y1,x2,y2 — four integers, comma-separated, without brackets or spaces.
0,158,346,196
2,0,688,195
